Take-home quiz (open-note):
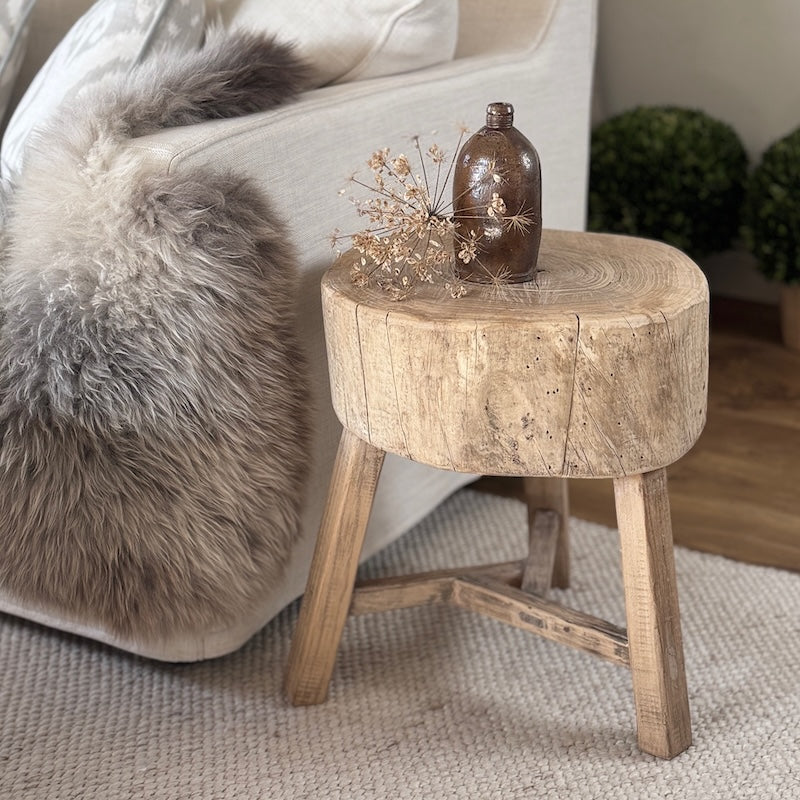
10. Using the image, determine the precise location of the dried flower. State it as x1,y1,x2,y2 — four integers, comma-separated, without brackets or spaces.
392,154,411,177
331,130,533,299
427,144,446,164
457,230,478,263
367,148,389,171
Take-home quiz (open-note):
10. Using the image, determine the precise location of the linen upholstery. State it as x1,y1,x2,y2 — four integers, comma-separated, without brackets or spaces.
455,0,558,58
0,0,598,660
214,0,459,87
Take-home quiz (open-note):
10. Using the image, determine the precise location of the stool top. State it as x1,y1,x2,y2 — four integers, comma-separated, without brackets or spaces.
322,230,709,478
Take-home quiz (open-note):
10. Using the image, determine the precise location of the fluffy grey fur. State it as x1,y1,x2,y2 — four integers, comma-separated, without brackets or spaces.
0,31,311,641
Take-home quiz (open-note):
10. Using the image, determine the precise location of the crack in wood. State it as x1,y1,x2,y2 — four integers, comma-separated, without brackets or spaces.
354,302,371,442
561,313,581,474
384,310,411,458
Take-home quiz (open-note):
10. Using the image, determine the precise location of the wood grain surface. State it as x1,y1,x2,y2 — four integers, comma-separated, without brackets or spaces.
285,429,385,706
478,297,800,572
614,470,692,759
323,230,709,478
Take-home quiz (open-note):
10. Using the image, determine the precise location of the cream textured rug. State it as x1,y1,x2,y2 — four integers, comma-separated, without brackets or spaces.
2,488,799,799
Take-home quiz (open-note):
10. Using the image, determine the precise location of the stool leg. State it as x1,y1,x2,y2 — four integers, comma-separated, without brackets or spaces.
614,469,691,759
285,428,385,706
522,477,570,593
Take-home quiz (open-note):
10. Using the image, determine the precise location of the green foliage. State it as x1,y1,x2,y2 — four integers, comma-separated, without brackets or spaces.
742,127,800,285
588,106,748,257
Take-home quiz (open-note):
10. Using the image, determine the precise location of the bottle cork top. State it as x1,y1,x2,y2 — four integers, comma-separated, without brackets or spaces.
486,102,514,129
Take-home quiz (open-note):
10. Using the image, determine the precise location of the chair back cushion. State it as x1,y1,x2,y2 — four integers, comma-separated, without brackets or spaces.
216,0,459,87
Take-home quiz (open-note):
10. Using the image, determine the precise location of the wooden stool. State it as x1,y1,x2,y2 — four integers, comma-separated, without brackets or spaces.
286,230,709,759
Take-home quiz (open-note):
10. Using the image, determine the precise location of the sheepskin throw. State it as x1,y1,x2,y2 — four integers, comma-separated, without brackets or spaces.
0,32,311,641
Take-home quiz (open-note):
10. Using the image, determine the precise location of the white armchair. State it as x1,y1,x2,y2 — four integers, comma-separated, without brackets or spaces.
0,0,597,660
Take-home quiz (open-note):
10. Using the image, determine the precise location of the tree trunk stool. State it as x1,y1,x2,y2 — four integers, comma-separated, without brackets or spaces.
285,229,709,760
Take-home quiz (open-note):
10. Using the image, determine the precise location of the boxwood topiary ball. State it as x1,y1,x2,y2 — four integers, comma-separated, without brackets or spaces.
742,126,800,285
588,106,748,257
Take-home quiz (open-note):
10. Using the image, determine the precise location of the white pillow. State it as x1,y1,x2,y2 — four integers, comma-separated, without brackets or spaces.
214,0,459,88
1,0,205,178
0,0,36,125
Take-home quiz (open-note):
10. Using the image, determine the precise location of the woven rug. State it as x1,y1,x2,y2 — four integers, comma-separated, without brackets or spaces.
2,489,799,799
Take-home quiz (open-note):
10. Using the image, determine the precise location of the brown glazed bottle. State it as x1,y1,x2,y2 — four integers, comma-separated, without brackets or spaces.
453,102,542,283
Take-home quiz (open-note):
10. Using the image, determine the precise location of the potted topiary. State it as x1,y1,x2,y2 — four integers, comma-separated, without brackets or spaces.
742,126,800,351
589,105,748,259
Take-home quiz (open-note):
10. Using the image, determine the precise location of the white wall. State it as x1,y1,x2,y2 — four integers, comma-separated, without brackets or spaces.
595,0,800,160
593,0,800,303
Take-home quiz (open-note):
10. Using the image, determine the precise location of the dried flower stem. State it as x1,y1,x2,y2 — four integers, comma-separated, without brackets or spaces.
332,131,533,299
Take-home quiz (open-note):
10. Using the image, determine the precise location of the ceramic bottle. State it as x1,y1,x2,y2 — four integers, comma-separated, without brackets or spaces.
452,102,542,283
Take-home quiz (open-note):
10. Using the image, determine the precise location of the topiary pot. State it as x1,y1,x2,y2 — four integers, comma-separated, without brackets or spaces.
589,106,748,258
742,126,800,351
779,286,800,352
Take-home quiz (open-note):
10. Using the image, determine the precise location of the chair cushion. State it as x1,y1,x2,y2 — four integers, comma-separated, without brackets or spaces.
0,0,36,124
216,0,459,88
1,0,205,178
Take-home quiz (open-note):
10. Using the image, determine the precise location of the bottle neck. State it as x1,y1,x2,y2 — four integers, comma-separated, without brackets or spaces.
486,101,514,129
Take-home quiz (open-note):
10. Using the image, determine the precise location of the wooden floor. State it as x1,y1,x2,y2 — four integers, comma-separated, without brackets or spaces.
477,297,800,573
